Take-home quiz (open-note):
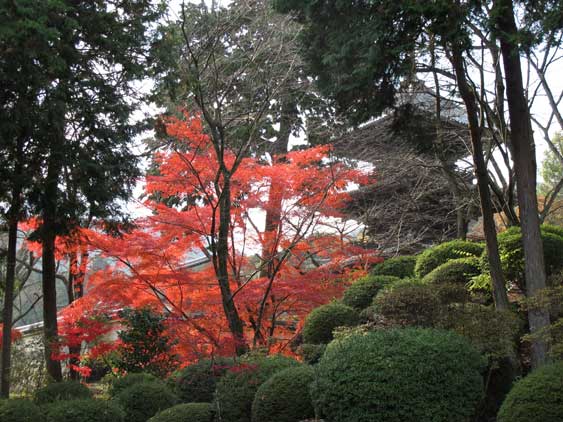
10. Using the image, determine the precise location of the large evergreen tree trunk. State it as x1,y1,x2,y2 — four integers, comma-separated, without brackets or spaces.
450,47,509,310
494,0,550,368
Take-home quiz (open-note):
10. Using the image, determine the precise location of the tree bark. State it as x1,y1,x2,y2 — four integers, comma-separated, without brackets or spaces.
494,0,550,368
450,47,510,310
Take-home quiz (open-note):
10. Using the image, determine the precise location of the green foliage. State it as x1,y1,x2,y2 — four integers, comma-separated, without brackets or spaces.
481,226,563,289
34,380,93,405
371,255,417,279
311,328,485,422
115,307,179,378
415,240,485,278
372,281,469,327
497,362,563,422
0,399,44,422
298,343,326,365
169,357,235,403
108,372,164,398
422,257,481,285
115,382,178,422
342,275,400,309
251,365,315,422
301,302,359,344
44,399,125,422
539,133,563,198
148,403,214,422
542,223,563,239
214,354,298,422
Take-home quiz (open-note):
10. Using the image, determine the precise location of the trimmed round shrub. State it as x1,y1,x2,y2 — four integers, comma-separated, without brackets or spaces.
251,365,315,422
542,223,563,239
342,275,400,309
415,240,485,278
44,399,125,422
169,357,234,403
214,354,298,422
115,382,178,422
34,380,93,405
148,403,214,422
298,343,326,365
497,362,563,422
481,226,563,289
108,372,163,398
302,302,359,344
422,256,481,285
371,255,417,278
311,328,486,422
0,399,44,422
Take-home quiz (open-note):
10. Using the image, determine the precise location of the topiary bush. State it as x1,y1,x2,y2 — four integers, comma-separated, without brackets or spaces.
415,240,484,278
214,354,298,422
311,328,486,422
148,403,214,422
481,226,563,290
0,399,44,422
298,343,326,365
422,257,481,285
44,399,125,422
169,357,234,403
497,362,563,422
251,365,315,422
115,382,178,422
108,372,164,398
342,275,400,309
541,223,563,239
301,302,359,344
371,255,417,278
34,380,93,405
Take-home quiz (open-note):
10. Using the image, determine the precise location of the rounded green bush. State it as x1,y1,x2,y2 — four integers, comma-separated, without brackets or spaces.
422,257,481,285
415,240,484,278
34,380,93,405
0,399,44,422
298,343,326,365
481,226,563,289
541,223,563,239
169,357,234,403
108,372,163,398
342,275,400,309
497,362,563,422
214,354,298,422
302,302,359,344
311,328,485,422
371,255,417,278
148,403,214,422
44,399,125,422
251,365,315,422
115,382,178,422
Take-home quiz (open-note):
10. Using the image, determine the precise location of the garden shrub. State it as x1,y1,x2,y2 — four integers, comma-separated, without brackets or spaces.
44,399,125,422
371,255,416,278
342,275,400,309
169,357,234,403
108,372,163,398
115,381,178,422
497,362,563,422
311,328,485,422
298,343,326,364
251,365,315,422
541,223,563,239
421,257,481,285
301,302,359,344
214,354,298,422
415,240,484,278
0,399,44,422
148,403,214,422
34,380,93,405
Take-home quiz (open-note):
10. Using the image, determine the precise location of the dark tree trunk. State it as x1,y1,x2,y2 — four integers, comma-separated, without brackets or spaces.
450,47,510,310
217,176,248,355
0,196,20,397
494,0,550,368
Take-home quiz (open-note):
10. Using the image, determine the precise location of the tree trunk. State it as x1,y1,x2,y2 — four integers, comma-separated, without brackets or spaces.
450,47,510,310
217,176,248,355
0,196,20,397
494,0,550,368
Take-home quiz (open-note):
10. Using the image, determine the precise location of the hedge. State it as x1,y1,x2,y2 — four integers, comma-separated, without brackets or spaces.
342,275,400,309
0,399,44,422
148,403,214,422
34,381,93,405
415,240,484,278
44,399,125,422
302,302,359,344
108,372,164,398
371,255,417,278
421,257,481,285
115,382,178,422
